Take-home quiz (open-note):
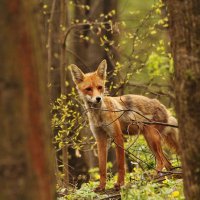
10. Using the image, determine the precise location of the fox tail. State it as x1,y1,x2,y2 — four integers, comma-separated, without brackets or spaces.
162,115,180,154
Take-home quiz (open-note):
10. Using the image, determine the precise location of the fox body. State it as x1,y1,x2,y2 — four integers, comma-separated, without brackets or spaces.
70,60,179,191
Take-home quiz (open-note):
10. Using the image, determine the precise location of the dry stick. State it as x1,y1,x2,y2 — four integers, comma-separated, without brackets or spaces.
101,193,121,200
153,171,183,182
131,120,178,128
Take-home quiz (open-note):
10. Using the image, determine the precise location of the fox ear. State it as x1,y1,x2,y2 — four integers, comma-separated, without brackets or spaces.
96,59,107,80
70,64,85,84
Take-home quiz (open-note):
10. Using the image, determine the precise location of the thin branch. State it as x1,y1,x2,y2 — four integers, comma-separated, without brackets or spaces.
127,82,175,99
62,21,113,48
112,137,154,171
131,120,178,128
65,48,88,68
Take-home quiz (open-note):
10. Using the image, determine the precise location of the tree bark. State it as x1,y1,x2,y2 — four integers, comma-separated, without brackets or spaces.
165,0,200,199
0,1,55,199
60,0,70,188
46,0,70,188
47,0,62,102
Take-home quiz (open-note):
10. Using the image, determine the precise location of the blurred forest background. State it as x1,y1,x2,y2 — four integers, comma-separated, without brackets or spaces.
1,0,200,199
48,0,177,196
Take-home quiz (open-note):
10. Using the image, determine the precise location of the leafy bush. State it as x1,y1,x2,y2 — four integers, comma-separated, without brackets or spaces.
52,90,94,152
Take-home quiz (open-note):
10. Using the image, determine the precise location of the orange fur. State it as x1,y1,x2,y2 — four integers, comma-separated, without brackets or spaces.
70,60,180,191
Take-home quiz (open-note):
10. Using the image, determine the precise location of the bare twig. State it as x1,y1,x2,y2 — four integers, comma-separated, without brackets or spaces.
63,21,113,48
65,48,88,69
127,82,175,99
131,120,178,128
110,136,154,171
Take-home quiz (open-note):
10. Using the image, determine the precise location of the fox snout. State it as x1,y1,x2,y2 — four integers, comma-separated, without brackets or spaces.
96,96,102,103
85,94,103,104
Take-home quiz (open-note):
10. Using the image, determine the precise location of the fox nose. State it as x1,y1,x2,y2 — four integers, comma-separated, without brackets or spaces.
96,97,101,103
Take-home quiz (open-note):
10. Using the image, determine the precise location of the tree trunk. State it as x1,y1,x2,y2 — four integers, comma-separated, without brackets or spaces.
60,0,70,188
46,0,70,188
47,0,62,102
166,0,200,199
0,1,55,199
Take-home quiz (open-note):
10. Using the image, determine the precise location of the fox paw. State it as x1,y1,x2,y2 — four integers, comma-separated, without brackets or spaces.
94,186,105,193
114,183,124,191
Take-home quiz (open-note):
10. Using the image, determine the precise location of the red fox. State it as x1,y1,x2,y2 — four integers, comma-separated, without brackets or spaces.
70,60,180,192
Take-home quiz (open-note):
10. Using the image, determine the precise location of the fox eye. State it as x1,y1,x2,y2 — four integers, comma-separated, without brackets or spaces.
85,87,92,91
97,86,103,90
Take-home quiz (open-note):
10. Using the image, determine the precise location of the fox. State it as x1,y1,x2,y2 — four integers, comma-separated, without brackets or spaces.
70,59,180,192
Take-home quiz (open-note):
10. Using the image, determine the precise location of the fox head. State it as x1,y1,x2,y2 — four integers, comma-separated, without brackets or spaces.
70,60,107,104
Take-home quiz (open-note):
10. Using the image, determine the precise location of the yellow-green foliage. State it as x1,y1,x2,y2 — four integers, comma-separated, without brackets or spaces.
51,89,93,151
61,169,184,200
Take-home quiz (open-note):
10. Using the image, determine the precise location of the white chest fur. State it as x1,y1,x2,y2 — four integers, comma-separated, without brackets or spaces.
86,105,116,139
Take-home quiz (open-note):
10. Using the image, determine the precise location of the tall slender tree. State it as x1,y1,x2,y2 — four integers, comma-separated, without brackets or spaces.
0,1,55,199
165,0,200,199
46,0,70,187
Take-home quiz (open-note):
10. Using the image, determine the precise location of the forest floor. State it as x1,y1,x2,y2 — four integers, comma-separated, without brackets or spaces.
58,168,183,200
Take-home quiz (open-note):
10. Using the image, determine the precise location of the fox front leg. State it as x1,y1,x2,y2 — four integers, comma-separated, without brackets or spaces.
113,122,125,191
94,136,108,192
